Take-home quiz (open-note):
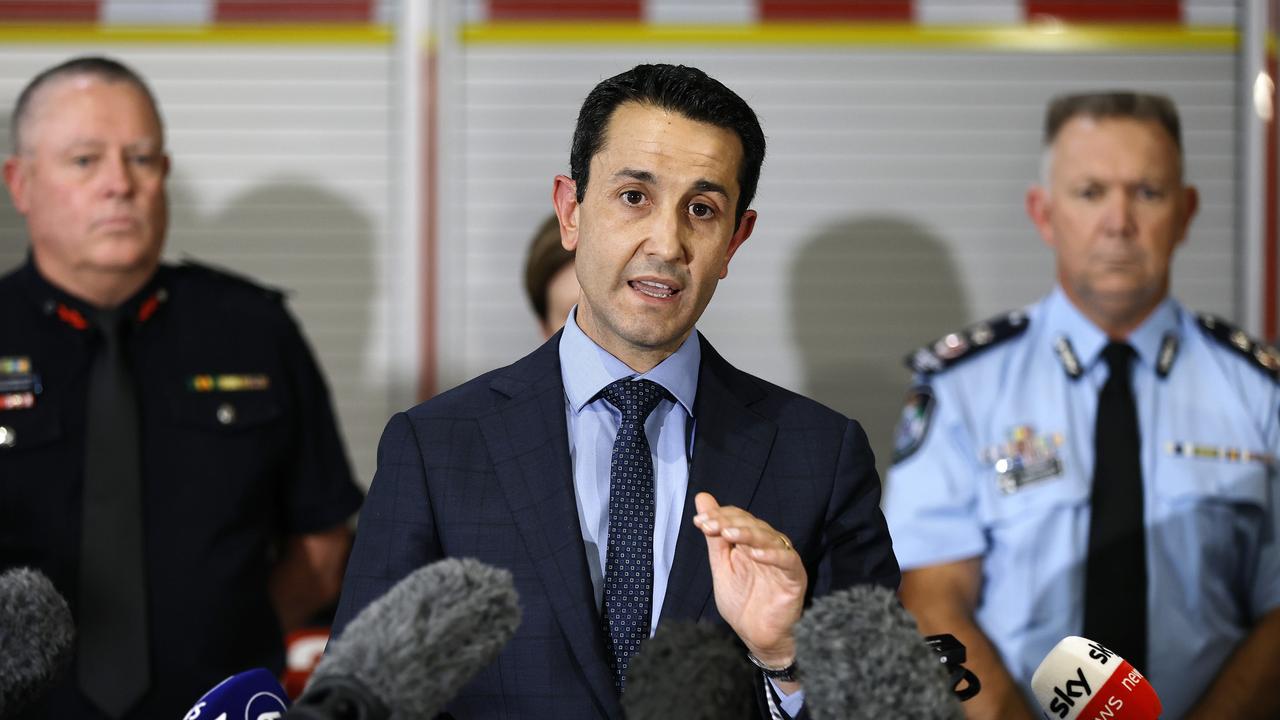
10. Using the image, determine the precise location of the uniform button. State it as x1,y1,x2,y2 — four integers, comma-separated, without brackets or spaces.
0,425,13,447
216,403,236,425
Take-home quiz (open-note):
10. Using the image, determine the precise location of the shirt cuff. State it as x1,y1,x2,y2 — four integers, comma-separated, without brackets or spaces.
769,677,805,718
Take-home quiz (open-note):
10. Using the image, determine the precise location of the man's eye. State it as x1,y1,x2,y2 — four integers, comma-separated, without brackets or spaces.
689,202,715,219
131,154,156,166
1077,186,1103,201
622,190,645,205
1135,185,1166,201
71,155,95,168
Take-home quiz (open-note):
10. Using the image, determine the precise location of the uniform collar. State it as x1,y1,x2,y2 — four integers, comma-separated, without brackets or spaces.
17,256,170,331
558,305,700,417
1045,285,1181,376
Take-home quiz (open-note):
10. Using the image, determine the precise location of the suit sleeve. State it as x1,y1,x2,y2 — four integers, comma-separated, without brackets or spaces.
331,411,441,637
811,419,901,596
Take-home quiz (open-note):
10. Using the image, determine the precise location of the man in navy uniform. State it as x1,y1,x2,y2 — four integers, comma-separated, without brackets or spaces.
884,92,1280,719
0,57,363,719
333,64,899,719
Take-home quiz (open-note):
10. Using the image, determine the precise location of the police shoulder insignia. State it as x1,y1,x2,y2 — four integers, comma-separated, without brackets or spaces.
904,310,1030,376
891,385,935,465
1195,313,1280,382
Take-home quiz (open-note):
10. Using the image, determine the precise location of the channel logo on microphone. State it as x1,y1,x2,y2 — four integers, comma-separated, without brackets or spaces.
1031,637,1162,720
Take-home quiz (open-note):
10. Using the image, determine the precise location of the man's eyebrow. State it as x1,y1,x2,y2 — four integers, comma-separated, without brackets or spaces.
693,179,730,199
614,168,656,184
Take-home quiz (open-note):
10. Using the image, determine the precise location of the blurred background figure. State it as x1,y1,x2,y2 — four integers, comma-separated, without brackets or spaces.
883,91,1280,720
0,56,362,720
524,213,578,339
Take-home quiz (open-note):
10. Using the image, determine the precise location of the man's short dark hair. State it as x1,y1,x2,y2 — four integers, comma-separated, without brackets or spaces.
569,64,766,228
10,55,161,153
1044,91,1182,152
523,214,574,324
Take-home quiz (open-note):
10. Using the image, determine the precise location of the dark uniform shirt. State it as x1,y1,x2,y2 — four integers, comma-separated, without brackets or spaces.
0,259,364,719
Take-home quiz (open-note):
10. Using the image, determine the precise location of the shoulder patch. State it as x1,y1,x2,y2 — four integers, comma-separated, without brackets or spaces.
176,258,286,302
1195,313,1280,381
904,310,1030,375
891,385,935,465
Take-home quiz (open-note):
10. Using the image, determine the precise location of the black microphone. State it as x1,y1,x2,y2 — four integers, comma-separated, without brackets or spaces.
287,557,521,719
621,621,758,720
792,584,964,720
0,568,75,719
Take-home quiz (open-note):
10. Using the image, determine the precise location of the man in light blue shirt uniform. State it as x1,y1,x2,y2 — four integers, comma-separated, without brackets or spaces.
884,92,1280,719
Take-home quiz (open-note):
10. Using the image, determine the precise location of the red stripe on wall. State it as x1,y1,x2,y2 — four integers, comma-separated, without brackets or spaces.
1265,50,1277,343
0,1,98,21
489,0,642,21
760,0,911,21
419,50,438,402
1025,0,1181,23
214,0,374,22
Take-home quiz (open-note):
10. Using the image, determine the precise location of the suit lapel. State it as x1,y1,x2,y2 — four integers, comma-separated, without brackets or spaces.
477,336,622,718
661,335,778,624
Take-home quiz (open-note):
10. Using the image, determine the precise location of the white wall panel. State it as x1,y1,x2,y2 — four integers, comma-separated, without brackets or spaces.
0,45,397,490
447,45,1237,480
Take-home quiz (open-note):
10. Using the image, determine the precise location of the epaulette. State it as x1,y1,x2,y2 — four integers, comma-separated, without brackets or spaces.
1195,313,1280,381
904,310,1030,375
176,258,286,302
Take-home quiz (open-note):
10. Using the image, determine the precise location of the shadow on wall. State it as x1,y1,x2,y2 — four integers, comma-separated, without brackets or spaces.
788,216,971,484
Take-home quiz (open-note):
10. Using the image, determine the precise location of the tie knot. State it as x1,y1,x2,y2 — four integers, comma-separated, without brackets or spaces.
90,308,129,345
1102,342,1135,372
600,378,669,423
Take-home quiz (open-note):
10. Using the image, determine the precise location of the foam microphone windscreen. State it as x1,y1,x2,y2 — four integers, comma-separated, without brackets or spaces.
0,567,75,719
621,622,757,720
304,557,521,719
793,584,963,720
1031,636,1161,720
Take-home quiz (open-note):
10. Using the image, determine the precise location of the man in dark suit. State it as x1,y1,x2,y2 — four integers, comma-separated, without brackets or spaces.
332,63,900,719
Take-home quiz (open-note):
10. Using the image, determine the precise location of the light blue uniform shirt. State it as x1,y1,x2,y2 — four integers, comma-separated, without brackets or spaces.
884,287,1280,718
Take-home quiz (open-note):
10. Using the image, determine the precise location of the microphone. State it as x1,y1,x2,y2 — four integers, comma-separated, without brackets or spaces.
182,668,290,720
288,557,521,719
1031,636,1161,719
0,567,75,719
792,584,964,720
621,622,758,720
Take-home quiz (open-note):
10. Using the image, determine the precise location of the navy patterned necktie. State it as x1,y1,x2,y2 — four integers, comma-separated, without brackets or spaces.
598,378,669,694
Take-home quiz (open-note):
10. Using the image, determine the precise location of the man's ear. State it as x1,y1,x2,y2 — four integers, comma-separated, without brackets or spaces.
3,156,30,215
1174,184,1199,249
552,174,580,251
1025,185,1056,250
719,209,756,279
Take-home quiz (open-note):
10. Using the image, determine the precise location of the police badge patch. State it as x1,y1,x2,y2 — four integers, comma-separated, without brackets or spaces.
892,386,935,464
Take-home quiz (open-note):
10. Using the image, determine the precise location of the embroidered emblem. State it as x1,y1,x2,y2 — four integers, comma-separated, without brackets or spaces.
891,386,936,464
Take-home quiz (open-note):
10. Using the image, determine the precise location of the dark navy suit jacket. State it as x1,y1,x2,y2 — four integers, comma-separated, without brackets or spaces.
332,332,900,719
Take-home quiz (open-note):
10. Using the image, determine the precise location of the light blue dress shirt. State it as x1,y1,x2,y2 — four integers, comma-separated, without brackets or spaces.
884,287,1280,718
559,309,805,717
559,308,699,634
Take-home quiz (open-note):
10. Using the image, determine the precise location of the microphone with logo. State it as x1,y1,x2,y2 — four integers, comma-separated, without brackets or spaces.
182,668,291,720
286,557,521,719
0,567,75,719
1031,636,1161,720
792,584,965,720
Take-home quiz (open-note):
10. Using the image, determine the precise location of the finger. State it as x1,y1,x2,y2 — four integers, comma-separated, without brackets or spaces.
720,524,794,552
693,492,728,535
739,544,805,571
